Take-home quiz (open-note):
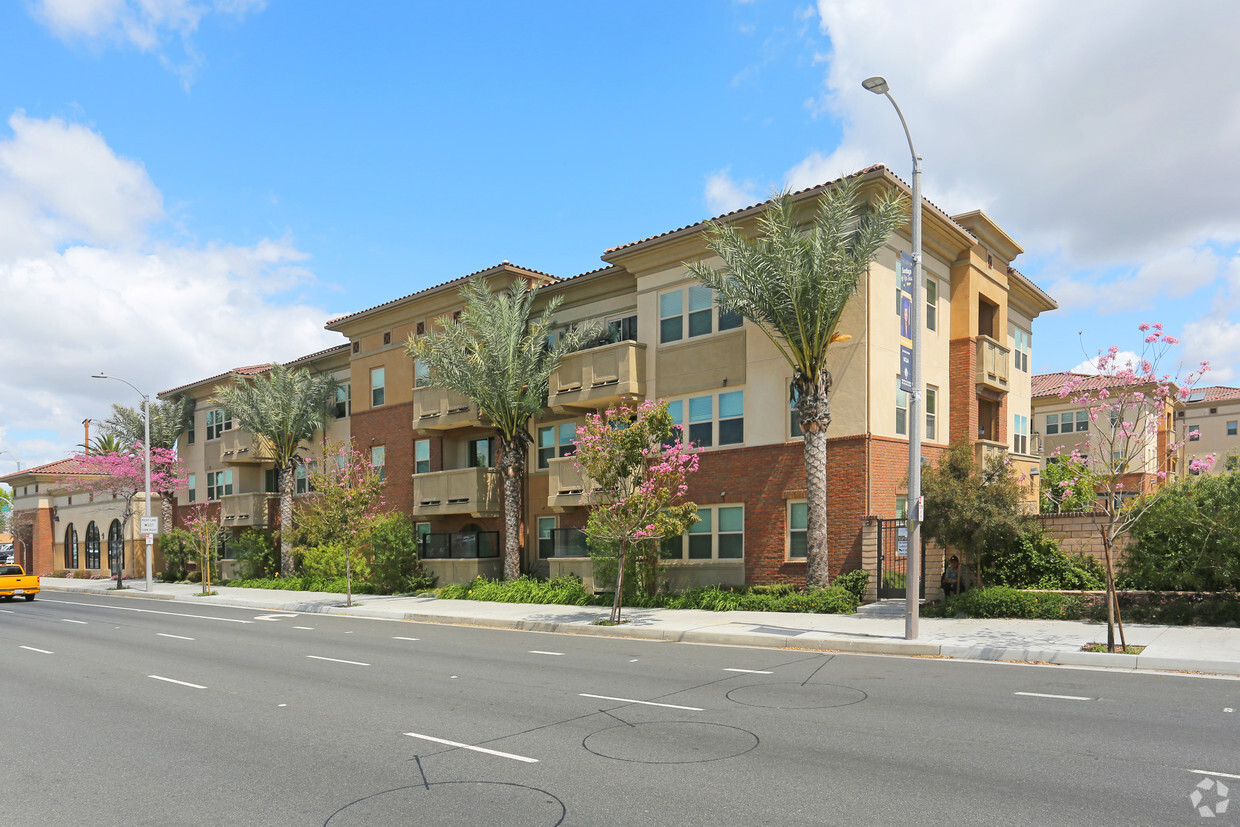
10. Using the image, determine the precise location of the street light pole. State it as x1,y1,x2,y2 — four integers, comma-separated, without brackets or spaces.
92,373,154,592
863,76,923,640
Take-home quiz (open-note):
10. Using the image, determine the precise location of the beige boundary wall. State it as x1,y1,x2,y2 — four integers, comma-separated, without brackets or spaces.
1032,512,1130,568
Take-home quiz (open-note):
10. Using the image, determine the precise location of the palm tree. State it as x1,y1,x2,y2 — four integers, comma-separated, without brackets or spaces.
686,177,905,587
211,365,338,576
104,395,196,533
407,275,592,580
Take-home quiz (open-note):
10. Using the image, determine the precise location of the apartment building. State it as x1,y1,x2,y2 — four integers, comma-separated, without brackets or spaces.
1179,386,1240,473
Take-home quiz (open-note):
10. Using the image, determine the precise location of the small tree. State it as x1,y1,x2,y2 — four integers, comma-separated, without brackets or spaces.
104,394,195,537
1039,449,1102,513
183,504,225,595
1058,323,1212,651
572,401,699,623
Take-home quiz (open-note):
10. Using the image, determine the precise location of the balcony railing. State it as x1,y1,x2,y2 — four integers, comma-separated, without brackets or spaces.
219,492,269,528
539,527,589,559
549,341,646,413
413,386,485,431
976,336,1010,392
420,531,500,560
219,431,275,463
546,456,596,509
412,467,501,517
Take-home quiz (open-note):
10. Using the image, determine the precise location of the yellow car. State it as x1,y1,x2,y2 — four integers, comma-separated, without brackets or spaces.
0,564,39,601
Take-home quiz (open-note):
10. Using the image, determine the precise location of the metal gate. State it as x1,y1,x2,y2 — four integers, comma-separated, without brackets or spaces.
875,518,925,599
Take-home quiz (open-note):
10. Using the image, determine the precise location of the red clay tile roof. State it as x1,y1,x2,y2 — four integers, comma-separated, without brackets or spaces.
0,456,99,484
1031,372,1137,398
159,364,273,397
1194,386,1240,402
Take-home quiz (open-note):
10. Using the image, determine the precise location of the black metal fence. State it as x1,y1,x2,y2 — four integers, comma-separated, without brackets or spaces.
875,518,925,599
420,531,500,560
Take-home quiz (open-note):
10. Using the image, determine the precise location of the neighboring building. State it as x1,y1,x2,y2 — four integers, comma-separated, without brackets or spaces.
1178,386,1240,474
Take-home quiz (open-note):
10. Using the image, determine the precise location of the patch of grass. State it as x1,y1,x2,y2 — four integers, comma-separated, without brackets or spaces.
1082,643,1145,654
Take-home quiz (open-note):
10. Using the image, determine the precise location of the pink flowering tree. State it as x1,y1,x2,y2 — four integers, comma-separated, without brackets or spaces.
65,447,187,587
573,400,699,623
1055,323,1213,651
183,503,225,595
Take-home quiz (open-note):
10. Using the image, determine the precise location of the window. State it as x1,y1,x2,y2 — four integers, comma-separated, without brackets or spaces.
264,468,280,493
468,438,494,468
896,383,909,436
606,315,637,343
659,290,683,343
371,446,386,481
1013,414,1028,455
662,505,744,561
896,496,908,519
925,279,938,332
1045,414,1059,435
671,391,743,449
1189,429,1201,442
925,386,938,441
295,464,311,494
217,534,234,560
537,423,577,469
85,522,100,569
205,409,232,440
415,360,431,388
187,416,195,445
788,502,807,559
187,473,197,503
370,367,385,407
659,285,739,344
64,524,79,569
537,516,557,559
1046,411,1087,435
335,384,351,418
414,439,431,474
207,470,234,500
1013,329,1031,372
1229,421,1238,437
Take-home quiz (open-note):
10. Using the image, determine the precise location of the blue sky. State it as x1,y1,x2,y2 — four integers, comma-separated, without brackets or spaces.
2,0,1239,470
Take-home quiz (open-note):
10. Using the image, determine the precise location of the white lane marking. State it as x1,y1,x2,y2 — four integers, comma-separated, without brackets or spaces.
306,655,370,666
529,650,564,656
1013,691,1093,701
254,613,299,621
0,609,13,614
20,645,53,654
393,636,420,641
404,732,538,763
1186,769,1240,781
157,633,195,641
293,626,314,630
579,693,704,711
38,598,252,623
629,658,639,663
149,675,206,689
62,619,88,624
724,668,772,674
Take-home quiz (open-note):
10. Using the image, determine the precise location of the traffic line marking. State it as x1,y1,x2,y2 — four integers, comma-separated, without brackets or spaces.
293,626,314,630
393,636,420,641
0,609,13,614
157,633,195,641
254,613,299,621
579,693,703,711
307,655,370,666
404,732,538,763
149,675,206,689
62,619,87,624
529,650,564,656
39,598,252,623
1013,691,1092,701
1185,769,1240,781
724,668,773,674
20,646,53,654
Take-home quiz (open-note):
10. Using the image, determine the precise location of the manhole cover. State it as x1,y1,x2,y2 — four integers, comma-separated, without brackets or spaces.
326,781,565,826
725,682,867,710
583,721,759,764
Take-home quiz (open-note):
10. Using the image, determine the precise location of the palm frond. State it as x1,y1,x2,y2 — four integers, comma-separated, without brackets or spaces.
210,365,338,470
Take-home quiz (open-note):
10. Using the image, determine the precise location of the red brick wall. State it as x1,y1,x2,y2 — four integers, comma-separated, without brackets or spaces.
949,338,977,444
352,402,415,515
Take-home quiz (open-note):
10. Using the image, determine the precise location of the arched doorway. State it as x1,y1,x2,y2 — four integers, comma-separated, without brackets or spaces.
64,524,79,569
85,522,101,569
108,519,124,574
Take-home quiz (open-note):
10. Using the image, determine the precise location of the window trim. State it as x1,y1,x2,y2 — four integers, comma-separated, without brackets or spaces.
667,389,745,450
370,367,386,407
658,284,741,346
662,504,745,562
414,438,431,475
371,445,386,481
925,385,938,441
206,469,234,501
334,383,351,418
64,524,79,569
537,422,577,469
925,278,938,332
787,500,807,561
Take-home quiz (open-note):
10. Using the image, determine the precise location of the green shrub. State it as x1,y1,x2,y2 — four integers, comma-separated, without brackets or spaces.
158,528,196,581
983,529,1105,590
231,575,360,593
833,570,869,602
232,530,278,580
1122,472,1240,591
365,514,436,594
922,586,1086,620
440,575,596,606
1089,592,1240,626
298,543,371,583
663,585,858,614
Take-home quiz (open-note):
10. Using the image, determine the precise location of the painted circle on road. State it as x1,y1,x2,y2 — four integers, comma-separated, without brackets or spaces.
325,781,565,826
725,682,868,710
583,721,759,764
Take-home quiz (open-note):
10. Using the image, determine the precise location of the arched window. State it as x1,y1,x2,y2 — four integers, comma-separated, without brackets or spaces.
85,522,101,569
64,524,79,569
108,519,124,573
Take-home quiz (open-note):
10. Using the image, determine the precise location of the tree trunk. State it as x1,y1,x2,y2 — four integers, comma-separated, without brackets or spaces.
1099,527,1127,653
797,371,832,588
279,462,296,576
611,539,627,624
499,436,526,581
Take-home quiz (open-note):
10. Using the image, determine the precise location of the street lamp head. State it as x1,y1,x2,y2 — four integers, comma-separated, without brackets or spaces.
92,373,109,380
862,76,889,95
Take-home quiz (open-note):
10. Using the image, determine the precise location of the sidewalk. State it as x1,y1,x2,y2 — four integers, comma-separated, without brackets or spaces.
37,577,1240,676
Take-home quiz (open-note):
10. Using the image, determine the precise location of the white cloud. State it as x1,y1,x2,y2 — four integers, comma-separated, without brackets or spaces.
1071,351,1141,376
704,169,760,215
0,113,338,469
1045,246,1225,314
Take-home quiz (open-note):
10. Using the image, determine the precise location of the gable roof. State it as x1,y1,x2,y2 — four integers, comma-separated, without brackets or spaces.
1190,386,1240,403
1031,372,1137,399
0,456,100,485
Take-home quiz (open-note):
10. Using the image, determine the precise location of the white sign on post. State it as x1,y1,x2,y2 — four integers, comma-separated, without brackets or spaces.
140,516,159,535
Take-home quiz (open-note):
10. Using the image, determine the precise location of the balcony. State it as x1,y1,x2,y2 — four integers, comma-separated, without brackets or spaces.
549,341,646,414
219,431,275,463
974,439,1009,469
412,467,501,518
219,493,269,528
975,336,1010,393
546,456,596,510
413,386,486,431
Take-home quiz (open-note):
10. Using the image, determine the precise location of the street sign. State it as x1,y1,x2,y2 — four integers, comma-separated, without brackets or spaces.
140,516,159,535
896,526,909,557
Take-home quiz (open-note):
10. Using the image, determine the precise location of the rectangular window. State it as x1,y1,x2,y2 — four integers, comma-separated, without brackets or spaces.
688,395,713,448
414,439,430,474
925,279,938,332
925,386,938,441
187,416,195,445
670,391,743,449
187,473,196,503
659,290,683,344
1076,410,1089,432
1013,414,1028,455
1046,414,1059,435
1013,329,1031,372
718,390,744,445
295,463,311,495
415,360,431,388
665,400,684,448
468,438,494,468
688,285,713,337
265,468,279,493
896,496,908,519
206,469,233,500
660,285,738,343
371,446,386,481
1228,421,1238,437
537,426,555,469
606,314,638,343
663,505,745,562
205,409,232,440
371,367,385,407
788,501,807,559
896,383,909,436
537,516,557,559
334,383,351,418
537,423,577,469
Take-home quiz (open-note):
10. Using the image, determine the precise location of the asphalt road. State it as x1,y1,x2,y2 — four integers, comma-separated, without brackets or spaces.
3,592,1238,826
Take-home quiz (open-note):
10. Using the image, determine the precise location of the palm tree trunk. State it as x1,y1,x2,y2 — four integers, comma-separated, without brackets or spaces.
279,462,296,576
797,372,832,588
499,437,525,581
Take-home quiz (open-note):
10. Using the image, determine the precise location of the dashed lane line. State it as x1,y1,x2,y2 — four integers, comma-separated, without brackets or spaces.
149,675,206,689
37,598,253,624
579,693,703,711
307,655,370,666
20,645,53,654
404,732,538,763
